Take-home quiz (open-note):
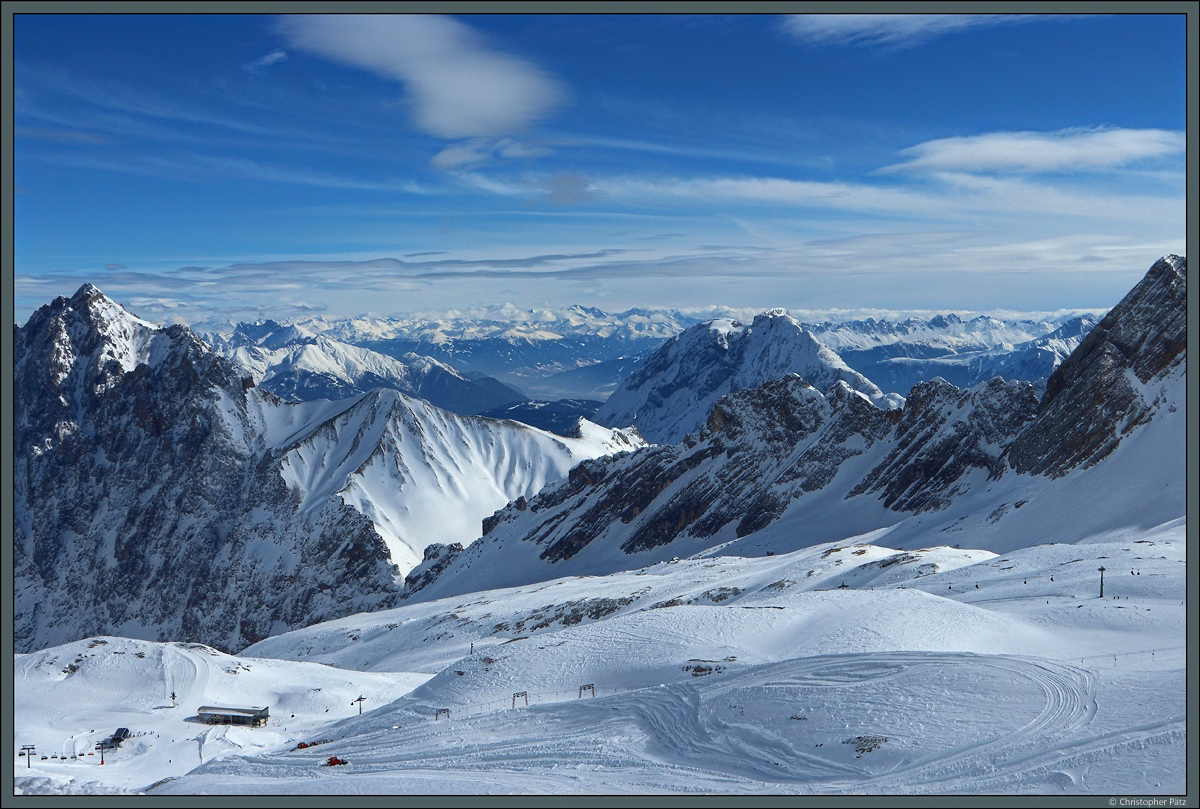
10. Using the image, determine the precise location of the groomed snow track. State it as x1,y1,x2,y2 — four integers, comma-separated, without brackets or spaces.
631,652,1101,790
173,651,1132,794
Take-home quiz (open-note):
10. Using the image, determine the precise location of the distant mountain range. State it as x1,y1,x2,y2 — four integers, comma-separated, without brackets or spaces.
203,305,1098,431
206,304,709,400
204,304,1096,403
209,320,526,414
807,312,1099,396
401,256,1187,604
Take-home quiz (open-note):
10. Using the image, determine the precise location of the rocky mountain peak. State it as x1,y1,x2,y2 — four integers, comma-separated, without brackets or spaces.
1007,255,1186,477
594,309,896,444
15,286,643,653
751,307,792,326
72,281,103,300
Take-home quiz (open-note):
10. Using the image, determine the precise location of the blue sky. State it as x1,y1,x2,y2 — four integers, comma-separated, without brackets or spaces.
12,12,1188,326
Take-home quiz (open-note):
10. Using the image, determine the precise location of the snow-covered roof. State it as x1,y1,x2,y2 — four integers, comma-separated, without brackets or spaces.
196,705,268,716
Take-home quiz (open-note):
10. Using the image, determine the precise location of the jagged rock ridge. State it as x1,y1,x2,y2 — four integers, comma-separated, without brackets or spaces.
1006,254,1186,477
14,286,640,654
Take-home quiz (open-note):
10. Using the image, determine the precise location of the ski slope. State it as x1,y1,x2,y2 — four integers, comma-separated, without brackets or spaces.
14,525,1186,796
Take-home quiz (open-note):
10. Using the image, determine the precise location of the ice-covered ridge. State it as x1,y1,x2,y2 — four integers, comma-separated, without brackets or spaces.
276,388,643,571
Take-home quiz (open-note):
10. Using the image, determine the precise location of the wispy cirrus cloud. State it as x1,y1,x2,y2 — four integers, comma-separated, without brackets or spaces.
781,14,1031,48
17,64,285,138
244,49,288,72
584,172,1180,227
277,15,565,140
14,125,113,145
881,128,1185,174
44,151,434,194
431,137,551,169
14,223,1177,329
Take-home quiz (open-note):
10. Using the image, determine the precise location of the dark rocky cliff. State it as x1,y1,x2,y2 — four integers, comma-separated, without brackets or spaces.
14,286,401,653
1006,255,1186,477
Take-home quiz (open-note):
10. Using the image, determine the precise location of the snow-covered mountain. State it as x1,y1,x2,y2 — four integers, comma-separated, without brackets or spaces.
208,321,526,414
1006,254,1187,476
810,313,1099,396
404,256,1186,604
593,309,905,444
13,286,641,654
246,303,713,398
12,258,1187,797
203,304,1096,404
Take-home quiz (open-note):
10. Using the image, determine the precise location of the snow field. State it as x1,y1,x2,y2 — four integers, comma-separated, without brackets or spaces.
16,529,1184,794
13,636,431,793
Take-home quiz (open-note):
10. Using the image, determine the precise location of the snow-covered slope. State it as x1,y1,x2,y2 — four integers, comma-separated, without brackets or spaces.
402,256,1186,603
13,258,1185,797
14,286,641,654
12,635,431,794
16,526,1185,795
594,309,903,444
211,322,526,414
275,391,641,573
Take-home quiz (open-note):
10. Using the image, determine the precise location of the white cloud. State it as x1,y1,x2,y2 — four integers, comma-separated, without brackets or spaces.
585,166,1182,228
244,50,288,71
431,141,494,170
883,128,1186,174
277,15,565,139
497,139,552,160
781,14,1026,48
437,158,1180,233
540,173,595,205
431,137,552,169
592,175,948,217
